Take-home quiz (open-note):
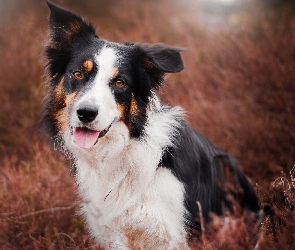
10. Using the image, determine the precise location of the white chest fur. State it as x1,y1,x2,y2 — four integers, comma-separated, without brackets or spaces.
69,103,188,249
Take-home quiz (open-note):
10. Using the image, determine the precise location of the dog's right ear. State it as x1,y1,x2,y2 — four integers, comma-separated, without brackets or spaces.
46,1,97,80
46,0,97,48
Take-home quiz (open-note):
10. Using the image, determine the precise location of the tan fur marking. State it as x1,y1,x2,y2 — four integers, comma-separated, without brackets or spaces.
54,77,77,133
117,103,133,134
54,77,65,99
57,92,77,133
130,94,139,117
69,20,81,34
54,78,67,132
117,104,127,121
126,227,171,249
143,58,154,69
116,95,139,134
83,60,94,73
111,68,119,80
55,108,68,133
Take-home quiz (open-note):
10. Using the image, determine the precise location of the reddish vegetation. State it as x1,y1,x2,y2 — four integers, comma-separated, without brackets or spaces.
0,0,294,249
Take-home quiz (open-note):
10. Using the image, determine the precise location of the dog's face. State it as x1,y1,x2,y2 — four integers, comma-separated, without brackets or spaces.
43,1,184,150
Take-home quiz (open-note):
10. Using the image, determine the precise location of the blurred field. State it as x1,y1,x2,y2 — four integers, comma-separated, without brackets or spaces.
0,0,295,249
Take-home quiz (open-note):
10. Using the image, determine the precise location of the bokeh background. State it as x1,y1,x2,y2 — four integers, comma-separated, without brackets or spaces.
0,0,294,248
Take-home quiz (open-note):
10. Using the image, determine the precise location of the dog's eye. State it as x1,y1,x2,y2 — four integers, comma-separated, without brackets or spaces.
115,80,124,87
73,71,83,79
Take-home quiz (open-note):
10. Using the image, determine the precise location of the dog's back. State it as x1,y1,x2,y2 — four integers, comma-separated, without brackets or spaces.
162,122,260,227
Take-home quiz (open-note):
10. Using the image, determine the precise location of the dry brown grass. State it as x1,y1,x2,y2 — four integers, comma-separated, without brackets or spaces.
0,0,294,249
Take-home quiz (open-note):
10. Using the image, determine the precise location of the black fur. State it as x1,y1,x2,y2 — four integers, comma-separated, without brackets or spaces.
161,122,260,230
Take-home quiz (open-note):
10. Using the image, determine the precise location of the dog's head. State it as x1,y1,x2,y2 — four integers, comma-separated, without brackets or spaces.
43,0,184,150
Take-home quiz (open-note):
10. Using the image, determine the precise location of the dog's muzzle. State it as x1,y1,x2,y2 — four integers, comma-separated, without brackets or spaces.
73,104,113,149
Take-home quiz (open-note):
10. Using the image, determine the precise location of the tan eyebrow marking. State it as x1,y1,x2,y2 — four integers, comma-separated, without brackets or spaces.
111,68,119,80
83,60,94,73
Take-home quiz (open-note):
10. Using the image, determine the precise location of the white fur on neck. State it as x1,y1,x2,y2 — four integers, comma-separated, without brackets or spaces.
70,97,188,249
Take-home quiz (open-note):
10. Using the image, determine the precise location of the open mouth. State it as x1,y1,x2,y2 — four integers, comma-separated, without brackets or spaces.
73,124,112,149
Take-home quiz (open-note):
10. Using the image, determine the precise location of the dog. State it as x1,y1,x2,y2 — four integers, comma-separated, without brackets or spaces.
43,1,260,249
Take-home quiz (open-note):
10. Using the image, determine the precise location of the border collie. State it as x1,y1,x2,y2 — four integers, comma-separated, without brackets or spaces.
43,1,260,248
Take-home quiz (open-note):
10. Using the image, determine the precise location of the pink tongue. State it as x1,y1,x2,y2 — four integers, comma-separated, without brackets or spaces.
73,127,100,149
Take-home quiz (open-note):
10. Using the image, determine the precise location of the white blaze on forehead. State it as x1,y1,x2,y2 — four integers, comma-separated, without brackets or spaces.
89,47,119,129
95,46,117,84
71,46,120,131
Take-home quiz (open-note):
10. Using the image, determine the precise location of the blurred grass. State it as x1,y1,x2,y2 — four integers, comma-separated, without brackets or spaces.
0,0,295,248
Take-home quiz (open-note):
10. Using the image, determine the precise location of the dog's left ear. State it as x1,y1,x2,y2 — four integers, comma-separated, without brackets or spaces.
140,44,184,73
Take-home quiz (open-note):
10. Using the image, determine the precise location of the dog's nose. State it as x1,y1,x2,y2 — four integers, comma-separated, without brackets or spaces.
77,105,98,123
